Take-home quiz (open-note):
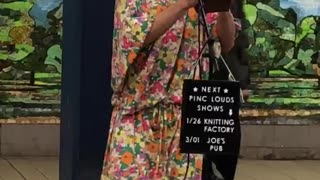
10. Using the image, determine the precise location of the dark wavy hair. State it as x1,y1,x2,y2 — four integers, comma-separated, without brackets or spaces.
230,0,245,19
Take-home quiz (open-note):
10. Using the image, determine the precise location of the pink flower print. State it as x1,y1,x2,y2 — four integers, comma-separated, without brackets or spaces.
149,168,163,179
121,115,134,123
206,13,218,25
161,36,170,44
142,120,149,131
114,163,120,170
190,48,199,59
140,94,147,101
150,82,164,94
139,176,149,180
116,144,123,152
122,36,134,49
194,174,201,180
162,31,178,44
171,95,182,104
129,167,136,173
167,31,178,42
114,14,121,27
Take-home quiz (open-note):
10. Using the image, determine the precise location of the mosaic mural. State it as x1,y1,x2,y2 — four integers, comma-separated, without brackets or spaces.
242,0,320,120
0,0,62,122
0,0,319,122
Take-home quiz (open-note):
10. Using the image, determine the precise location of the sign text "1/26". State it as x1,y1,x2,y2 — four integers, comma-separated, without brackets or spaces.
186,118,201,124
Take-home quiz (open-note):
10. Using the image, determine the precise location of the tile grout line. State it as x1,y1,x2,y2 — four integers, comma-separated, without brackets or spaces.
1,157,27,180
35,168,50,180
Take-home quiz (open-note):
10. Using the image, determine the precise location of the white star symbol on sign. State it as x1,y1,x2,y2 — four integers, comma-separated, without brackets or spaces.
193,87,198,92
224,88,229,94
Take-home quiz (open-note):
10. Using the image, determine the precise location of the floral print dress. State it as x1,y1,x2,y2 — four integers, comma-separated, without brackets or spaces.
102,0,241,179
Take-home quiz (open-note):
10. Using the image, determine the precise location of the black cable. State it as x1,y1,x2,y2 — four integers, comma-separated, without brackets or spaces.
194,4,203,80
185,4,205,180
183,154,190,180
197,8,202,80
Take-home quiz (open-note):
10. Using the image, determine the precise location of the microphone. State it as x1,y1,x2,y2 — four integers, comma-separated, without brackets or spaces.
197,0,232,13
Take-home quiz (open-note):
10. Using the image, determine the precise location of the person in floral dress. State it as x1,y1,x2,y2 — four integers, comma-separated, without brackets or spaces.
101,0,239,179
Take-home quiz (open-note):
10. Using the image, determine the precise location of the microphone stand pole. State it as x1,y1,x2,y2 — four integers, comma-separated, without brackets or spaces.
198,0,221,80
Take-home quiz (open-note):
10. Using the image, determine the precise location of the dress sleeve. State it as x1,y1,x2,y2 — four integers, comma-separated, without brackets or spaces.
112,0,156,93
115,0,156,65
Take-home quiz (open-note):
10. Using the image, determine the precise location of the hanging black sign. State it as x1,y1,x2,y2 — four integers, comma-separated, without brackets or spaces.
180,79,241,155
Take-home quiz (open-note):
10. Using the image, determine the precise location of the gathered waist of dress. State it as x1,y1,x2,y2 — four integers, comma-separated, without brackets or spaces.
112,92,183,115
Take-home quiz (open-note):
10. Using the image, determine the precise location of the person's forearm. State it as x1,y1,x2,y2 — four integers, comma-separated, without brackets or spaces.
216,11,235,53
143,3,188,46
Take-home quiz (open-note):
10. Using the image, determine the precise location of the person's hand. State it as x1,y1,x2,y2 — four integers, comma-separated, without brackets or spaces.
242,89,250,102
176,0,199,10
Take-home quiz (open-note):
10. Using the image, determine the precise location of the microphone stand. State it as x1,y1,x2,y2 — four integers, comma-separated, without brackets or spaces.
195,1,245,103
197,0,221,80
